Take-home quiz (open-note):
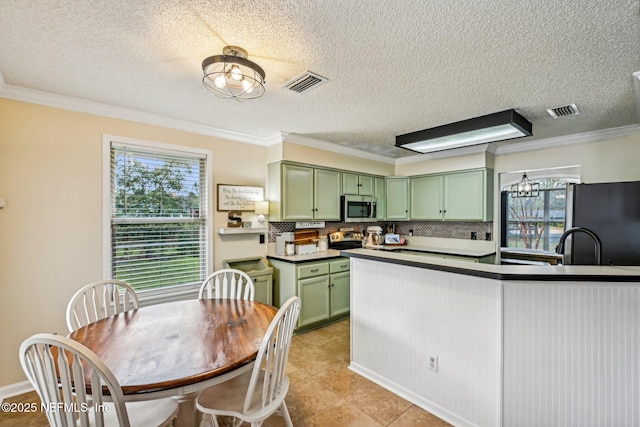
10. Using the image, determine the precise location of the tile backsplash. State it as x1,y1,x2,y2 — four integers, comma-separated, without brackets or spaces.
268,221,493,242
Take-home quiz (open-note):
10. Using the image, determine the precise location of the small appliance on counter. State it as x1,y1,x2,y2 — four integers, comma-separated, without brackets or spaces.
317,236,328,252
365,226,384,247
275,232,295,256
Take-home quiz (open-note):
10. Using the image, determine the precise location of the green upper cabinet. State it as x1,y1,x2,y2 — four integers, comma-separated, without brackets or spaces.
342,173,374,196
281,163,314,220
443,169,492,221
409,168,493,221
385,177,410,220
374,177,386,220
314,168,342,220
410,175,443,220
268,162,341,221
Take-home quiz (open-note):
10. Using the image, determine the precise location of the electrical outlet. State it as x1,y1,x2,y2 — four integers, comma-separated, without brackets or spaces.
428,354,438,372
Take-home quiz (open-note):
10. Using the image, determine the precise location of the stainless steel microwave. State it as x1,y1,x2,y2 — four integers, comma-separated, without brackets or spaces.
341,195,377,222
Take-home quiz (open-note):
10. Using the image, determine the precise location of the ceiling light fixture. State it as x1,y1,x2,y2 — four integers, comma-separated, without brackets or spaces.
395,109,532,154
202,46,265,101
510,172,540,198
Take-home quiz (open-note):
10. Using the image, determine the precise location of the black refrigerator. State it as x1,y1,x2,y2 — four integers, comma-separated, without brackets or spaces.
565,181,640,265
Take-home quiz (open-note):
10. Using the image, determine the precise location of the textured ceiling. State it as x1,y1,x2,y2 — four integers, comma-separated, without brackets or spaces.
1,0,639,158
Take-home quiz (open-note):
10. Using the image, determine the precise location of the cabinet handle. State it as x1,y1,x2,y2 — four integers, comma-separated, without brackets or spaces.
310,268,319,272
340,264,348,268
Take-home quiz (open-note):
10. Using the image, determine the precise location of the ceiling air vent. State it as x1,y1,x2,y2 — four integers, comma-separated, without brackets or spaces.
547,103,580,119
282,71,328,94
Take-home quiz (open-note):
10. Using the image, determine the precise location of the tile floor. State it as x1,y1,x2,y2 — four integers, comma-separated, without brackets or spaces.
0,318,451,427
258,318,451,427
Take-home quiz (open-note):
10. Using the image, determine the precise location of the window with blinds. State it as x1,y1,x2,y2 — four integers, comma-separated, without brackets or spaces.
110,143,208,292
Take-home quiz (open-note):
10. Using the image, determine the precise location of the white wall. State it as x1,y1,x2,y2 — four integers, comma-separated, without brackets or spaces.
0,98,269,387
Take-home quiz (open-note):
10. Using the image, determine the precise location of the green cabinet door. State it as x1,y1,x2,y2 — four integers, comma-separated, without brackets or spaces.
385,177,410,220
410,175,443,220
342,172,359,194
443,170,485,220
330,271,350,317
314,168,342,220
358,175,374,196
282,164,314,220
374,177,386,220
298,275,330,327
343,173,374,196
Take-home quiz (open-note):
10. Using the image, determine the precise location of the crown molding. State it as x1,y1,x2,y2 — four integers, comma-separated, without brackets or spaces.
493,125,640,155
281,132,396,164
2,79,638,162
0,82,281,147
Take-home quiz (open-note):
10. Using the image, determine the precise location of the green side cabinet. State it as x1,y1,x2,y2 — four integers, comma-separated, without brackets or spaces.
270,257,350,331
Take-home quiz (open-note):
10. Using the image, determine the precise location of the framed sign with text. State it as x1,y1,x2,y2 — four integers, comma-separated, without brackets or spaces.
216,184,264,211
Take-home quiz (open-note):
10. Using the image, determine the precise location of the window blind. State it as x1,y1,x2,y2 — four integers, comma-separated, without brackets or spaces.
110,144,207,291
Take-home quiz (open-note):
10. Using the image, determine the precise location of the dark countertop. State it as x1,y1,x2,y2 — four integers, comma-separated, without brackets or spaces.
341,248,640,282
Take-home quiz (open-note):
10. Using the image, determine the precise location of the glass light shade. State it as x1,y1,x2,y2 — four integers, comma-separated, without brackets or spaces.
400,124,526,153
214,75,226,88
230,65,242,81
242,79,253,93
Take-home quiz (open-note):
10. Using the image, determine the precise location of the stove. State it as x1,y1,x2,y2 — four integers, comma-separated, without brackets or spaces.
328,230,364,250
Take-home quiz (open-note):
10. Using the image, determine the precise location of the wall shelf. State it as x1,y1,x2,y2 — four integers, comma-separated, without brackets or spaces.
218,227,268,235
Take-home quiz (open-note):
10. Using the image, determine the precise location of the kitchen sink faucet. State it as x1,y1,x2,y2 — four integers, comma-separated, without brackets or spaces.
555,226,602,265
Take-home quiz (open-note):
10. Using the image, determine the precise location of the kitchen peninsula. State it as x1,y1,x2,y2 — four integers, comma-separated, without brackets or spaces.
342,248,640,427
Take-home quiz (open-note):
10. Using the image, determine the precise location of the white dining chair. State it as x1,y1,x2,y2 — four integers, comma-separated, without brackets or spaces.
19,333,179,427
196,296,301,427
198,269,255,301
66,279,139,332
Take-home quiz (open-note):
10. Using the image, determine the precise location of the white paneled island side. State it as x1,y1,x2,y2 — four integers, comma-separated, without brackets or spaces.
342,248,640,427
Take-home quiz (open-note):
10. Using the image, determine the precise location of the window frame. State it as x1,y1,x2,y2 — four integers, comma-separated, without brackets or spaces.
499,167,580,254
102,135,213,303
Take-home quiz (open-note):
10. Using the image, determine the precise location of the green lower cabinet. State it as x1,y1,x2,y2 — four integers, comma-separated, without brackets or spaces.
298,275,330,327
330,271,350,317
270,257,350,331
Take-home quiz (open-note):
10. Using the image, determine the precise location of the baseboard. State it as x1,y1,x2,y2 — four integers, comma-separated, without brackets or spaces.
348,362,476,427
0,380,33,403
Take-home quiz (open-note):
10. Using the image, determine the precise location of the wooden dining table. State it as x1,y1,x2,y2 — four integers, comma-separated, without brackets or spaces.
68,298,277,427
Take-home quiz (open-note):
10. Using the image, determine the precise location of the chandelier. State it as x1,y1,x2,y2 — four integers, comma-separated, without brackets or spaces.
202,46,266,101
510,172,540,198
